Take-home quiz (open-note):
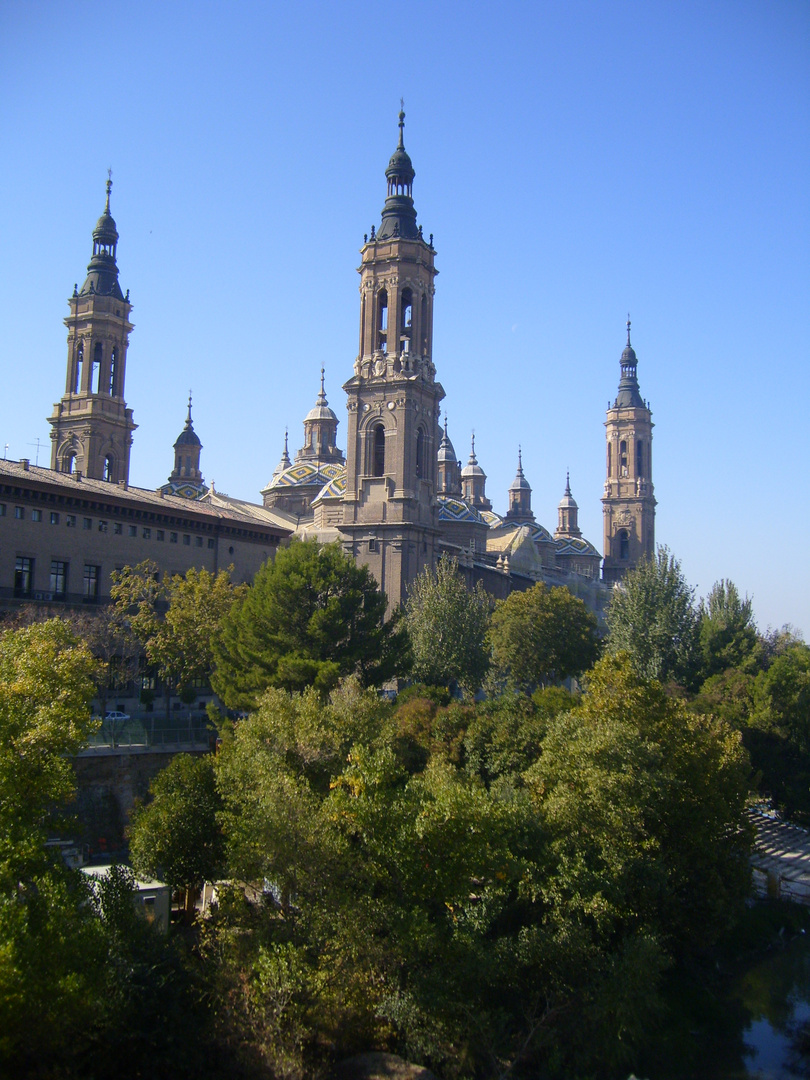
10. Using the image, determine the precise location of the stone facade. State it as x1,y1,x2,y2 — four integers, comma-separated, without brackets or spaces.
1,116,656,624
601,319,656,584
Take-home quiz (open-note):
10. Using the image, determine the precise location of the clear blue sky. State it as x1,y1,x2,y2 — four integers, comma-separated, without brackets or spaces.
1,0,807,636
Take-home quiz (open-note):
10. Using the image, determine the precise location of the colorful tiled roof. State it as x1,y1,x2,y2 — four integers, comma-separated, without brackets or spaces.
437,495,487,524
267,461,344,490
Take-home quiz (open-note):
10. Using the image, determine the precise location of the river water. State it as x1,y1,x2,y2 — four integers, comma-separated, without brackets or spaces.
733,931,810,1079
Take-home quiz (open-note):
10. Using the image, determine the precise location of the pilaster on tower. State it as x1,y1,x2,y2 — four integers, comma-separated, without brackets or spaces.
340,109,445,607
48,177,136,484
602,318,656,583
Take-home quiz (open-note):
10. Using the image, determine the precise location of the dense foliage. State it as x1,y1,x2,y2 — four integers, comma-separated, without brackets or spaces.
606,545,700,687
212,539,409,705
5,549,809,1078
404,555,491,696
488,580,599,692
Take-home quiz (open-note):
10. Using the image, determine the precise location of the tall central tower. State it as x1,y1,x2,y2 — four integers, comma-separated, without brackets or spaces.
48,178,136,483
340,110,444,607
602,319,655,582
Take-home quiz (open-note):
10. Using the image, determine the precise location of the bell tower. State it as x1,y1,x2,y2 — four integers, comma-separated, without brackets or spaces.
49,176,136,483
340,108,444,607
602,318,655,583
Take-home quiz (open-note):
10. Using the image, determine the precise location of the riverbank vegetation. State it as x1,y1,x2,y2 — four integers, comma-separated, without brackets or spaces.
0,542,808,1078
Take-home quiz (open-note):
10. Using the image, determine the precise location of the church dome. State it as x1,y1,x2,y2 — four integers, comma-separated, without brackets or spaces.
508,447,531,491
461,434,486,478
437,495,487,525
173,397,202,448
557,473,577,510
267,460,344,492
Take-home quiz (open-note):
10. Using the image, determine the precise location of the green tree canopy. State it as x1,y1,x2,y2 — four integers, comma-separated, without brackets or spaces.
212,539,409,707
606,545,700,688
0,621,108,1068
528,654,753,959
698,578,759,680
488,580,599,693
111,561,244,713
129,753,225,917
403,555,490,697
0,619,98,876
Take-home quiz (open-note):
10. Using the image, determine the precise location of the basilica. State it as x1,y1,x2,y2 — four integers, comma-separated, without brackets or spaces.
0,114,655,617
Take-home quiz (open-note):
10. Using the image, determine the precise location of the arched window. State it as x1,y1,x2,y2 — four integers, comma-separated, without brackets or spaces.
619,530,629,560
103,455,114,482
401,288,413,354
74,342,83,394
91,342,102,394
636,439,643,477
377,290,388,353
63,452,76,475
109,347,117,395
421,293,428,353
620,439,628,476
415,427,425,479
372,424,386,477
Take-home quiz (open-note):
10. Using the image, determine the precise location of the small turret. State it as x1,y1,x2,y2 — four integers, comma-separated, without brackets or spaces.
377,104,420,241
297,368,344,465
437,417,462,495
461,433,492,512
504,446,534,523
555,472,581,538
162,394,206,498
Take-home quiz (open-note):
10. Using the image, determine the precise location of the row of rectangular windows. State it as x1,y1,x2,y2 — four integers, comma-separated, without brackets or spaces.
1,504,215,548
14,557,100,599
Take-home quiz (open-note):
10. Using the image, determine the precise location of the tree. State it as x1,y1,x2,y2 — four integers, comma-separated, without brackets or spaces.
129,753,225,919
606,545,700,688
69,605,141,719
528,655,752,959
698,579,759,680
0,620,110,1068
404,555,490,697
111,561,244,718
212,539,409,708
0,619,98,876
488,580,599,693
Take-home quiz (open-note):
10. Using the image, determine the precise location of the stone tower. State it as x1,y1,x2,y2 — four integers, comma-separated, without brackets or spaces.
602,319,655,583
296,369,344,467
48,177,136,483
437,418,462,496
340,109,444,607
460,434,492,512
504,447,535,523
555,472,582,538
161,395,207,499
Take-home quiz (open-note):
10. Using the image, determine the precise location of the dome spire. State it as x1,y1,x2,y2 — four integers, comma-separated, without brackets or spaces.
614,315,644,408
378,104,419,240
81,173,124,299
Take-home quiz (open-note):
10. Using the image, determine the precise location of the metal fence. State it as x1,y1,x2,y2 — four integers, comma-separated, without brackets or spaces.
84,715,216,751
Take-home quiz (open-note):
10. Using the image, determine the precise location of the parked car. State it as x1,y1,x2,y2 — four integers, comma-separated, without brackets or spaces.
104,710,130,723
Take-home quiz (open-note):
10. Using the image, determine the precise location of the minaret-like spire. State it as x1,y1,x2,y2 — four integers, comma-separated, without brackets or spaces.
506,445,534,522
378,104,419,240
80,174,124,299
296,369,344,465
164,391,205,495
614,313,645,408
556,471,581,538
437,415,461,496
461,430,491,511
